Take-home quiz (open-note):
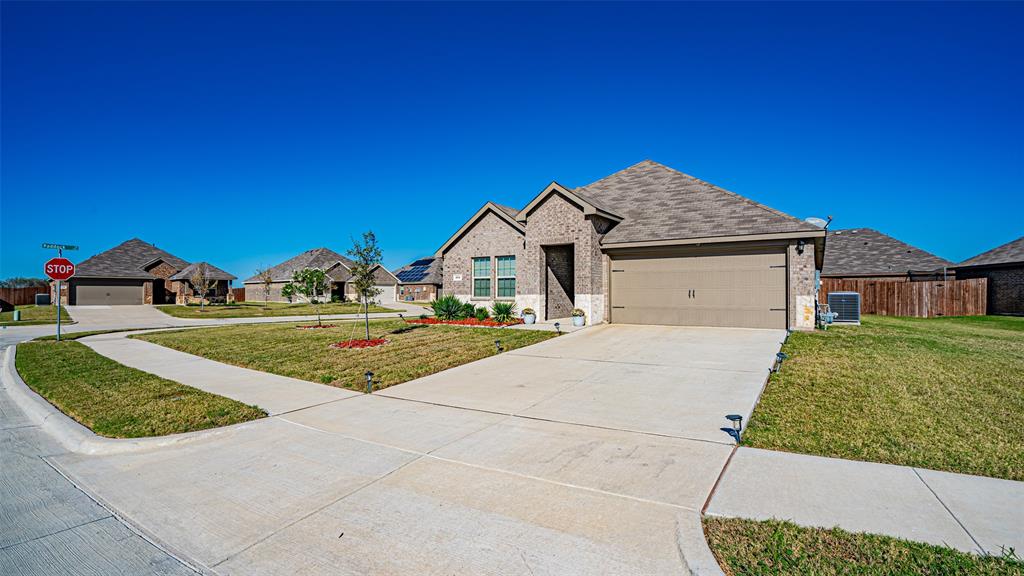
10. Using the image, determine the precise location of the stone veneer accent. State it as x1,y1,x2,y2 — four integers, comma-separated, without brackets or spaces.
788,240,817,330
442,209,525,308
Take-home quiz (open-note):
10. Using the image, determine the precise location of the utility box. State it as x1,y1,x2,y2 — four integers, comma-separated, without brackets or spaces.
827,292,861,324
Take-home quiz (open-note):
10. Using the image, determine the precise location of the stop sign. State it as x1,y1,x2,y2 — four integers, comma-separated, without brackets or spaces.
45,257,76,281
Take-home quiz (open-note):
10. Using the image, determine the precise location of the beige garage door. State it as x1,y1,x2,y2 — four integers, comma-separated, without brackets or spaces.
610,248,787,329
75,281,145,305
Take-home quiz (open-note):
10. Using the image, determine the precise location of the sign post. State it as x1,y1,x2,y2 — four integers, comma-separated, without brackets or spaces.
42,244,78,341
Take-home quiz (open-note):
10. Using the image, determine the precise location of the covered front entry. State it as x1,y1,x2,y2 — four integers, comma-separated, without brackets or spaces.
609,246,787,329
544,244,574,320
72,279,146,305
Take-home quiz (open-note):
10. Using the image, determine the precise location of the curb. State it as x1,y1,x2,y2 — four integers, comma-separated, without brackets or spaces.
1,345,260,455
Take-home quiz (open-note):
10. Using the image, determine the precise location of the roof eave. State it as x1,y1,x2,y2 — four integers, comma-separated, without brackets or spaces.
435,202,526,257
600,229,825,250
515,182,624,223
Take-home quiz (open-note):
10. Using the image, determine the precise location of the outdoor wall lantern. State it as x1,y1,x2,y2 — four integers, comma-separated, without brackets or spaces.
796,239,806,255
364,370,374,394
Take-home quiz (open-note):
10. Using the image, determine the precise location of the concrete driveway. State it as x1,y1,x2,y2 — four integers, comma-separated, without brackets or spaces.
45,325,785,575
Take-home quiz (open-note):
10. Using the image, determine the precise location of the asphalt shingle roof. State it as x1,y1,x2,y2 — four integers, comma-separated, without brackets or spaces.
821,228,952,277
957,236,1024,267
394,257,443,285
74,238,190,279
169,262,237,282
574,160,820,244
244,248,354,283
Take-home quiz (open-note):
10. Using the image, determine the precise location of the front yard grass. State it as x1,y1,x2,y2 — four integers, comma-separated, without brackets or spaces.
704,517,1023,575
15,341,266,437
134,319,557,391
154,301,397,319
1,304,74,326
743,315,1024,481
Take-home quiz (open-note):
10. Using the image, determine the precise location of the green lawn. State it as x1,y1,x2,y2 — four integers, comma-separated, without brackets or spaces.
744,315,1024,481
15,341,266,437
134,319,557,391
704,517,1023,576
1,304,74,326
155,301,397,318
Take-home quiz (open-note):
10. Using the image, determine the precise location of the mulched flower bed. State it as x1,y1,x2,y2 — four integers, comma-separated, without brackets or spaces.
296,324,340,329
329,338,388,349
406,318,523,327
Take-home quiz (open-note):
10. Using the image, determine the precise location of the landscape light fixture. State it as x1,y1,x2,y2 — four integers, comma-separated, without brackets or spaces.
554,322,561,334
494,339,503,353
364,371,374,394
774,351,789,373
398,313,404,320
726,414,743,434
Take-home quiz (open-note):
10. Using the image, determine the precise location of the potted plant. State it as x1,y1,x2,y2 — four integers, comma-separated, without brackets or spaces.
571,308,585,327
522,307,536,325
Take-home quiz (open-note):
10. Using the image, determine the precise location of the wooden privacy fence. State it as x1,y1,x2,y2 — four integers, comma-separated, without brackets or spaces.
0,286,50,306
232,288,246,302
820,278,987,318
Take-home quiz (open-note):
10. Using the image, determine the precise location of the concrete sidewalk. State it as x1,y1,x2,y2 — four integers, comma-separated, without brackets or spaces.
706,447,1024,555
79,332,356,415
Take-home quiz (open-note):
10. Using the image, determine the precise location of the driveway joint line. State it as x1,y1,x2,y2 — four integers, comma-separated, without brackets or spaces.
506,351,769,374
276,415,700,513
912,467,985,554
270,393,362,417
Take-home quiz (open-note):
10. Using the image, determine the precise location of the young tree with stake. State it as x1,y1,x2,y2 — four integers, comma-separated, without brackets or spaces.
189,263,216,311
347,231,383,341
283,267,329,326
255,265,274,309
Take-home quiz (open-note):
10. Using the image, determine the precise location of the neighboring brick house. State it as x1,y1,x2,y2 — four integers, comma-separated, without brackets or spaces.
953,236,1024,316
394,257,443,302
168,262,236,304
822,228,954,281
243,248,397,304
50,238,233,306
435,160,826,330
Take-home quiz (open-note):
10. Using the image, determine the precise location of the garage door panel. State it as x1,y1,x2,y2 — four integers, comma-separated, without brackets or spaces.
610,249,787,329
74,281,145,305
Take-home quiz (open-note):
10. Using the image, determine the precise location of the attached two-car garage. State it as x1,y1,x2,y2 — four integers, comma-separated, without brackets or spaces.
608,245,788,330
70,279,145,305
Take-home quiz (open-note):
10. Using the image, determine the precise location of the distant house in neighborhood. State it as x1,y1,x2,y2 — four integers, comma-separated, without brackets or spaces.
953,235,1024,316
822,228,954,281
434,160,825,330
51,238,235,305
169,262,236,304
243,247,398,304
394,257,443,302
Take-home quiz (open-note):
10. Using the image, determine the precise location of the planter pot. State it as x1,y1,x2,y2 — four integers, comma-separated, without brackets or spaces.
572,315,585,327
523,313,536,325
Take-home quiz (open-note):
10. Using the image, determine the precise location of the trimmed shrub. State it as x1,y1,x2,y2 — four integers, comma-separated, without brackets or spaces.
475,307,490,321
431,295,465,321
491,301,518,323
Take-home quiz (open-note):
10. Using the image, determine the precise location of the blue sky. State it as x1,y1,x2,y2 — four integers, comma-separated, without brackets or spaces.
2,1,1021,280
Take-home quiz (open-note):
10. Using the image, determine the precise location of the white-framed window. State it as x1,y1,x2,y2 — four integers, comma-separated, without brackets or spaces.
496,255,516,298
472,257,491,298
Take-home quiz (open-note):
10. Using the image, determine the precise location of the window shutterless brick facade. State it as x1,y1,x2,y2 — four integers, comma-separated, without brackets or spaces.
441,209,525,308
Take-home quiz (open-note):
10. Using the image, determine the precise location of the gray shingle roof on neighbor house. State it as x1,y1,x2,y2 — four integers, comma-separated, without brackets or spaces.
244,248,355,283
74,238,190,279
169,262,237,282
821,228,953,277
957,235,1024,268
394,257,443,285
574,160,821,245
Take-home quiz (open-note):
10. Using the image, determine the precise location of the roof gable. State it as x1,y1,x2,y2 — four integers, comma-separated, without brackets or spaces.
575,160,821,245
245,248,355,283
75,238,189,279
170,262,237,281
435,202,525,257
516,182,623,223
821,228,953,277
957,235,1024,267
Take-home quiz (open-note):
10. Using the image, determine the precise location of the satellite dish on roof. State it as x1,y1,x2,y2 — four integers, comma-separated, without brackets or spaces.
805,217,829,228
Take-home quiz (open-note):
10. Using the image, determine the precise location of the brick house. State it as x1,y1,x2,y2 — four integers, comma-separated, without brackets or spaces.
168,262,237,304
821,228,954,281
243,248,397,304
435,160,826,330
953,236,1024,316
51,238,234,305
394,257,443,302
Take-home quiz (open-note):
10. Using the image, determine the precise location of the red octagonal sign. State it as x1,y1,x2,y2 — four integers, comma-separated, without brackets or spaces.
45,257,76,281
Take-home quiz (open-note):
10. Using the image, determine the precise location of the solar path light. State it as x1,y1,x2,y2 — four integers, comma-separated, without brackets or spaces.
364,371,374,394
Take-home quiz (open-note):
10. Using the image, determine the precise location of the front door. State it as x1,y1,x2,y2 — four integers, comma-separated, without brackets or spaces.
544,244,574,320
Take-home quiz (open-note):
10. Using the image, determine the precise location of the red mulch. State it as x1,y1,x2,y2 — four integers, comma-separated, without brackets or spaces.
329,338,388,349
296,324,340,329
406,318,523,327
